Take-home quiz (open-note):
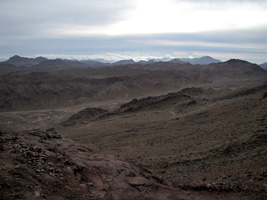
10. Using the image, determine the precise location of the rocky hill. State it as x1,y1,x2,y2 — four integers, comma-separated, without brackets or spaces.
119,87,204,113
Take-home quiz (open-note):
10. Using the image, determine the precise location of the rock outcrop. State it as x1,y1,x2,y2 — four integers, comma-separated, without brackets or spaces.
0,129,193,200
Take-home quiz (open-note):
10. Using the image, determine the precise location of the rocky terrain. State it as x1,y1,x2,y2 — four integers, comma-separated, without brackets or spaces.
57,83,267,200
63,87,205,126
0,129,196,200
0,58,266,111
1,57,267,199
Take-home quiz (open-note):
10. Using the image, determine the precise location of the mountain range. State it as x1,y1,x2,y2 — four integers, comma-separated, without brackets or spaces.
3,55,267,69
5,55,48,67
178,56,221,65
2,55,223,68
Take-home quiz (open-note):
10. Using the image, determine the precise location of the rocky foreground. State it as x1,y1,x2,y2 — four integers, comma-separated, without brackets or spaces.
0,129,194,200
1,128,266,200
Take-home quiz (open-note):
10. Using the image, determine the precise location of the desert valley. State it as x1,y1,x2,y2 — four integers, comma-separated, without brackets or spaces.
0,55,267,200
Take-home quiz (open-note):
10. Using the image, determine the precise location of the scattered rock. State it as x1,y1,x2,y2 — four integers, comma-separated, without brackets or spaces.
0,130,194,200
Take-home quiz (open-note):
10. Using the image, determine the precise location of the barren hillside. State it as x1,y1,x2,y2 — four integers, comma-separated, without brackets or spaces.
0,58,266,199
0,59,266,111
57,83,267,199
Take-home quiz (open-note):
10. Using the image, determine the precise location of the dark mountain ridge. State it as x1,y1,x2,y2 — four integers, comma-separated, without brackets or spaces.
112,59,136,65
80,59,107,67
5,55,48,67
170,58,188,64
35,58,87,68
2,55,222,68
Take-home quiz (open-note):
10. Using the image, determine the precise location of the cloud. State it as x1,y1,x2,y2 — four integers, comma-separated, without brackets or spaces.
1,27,266,63
0,0,134,39
0,0,266,64
32,52,168,62
112,0,267,35
173,51,187,56
1,0,267,39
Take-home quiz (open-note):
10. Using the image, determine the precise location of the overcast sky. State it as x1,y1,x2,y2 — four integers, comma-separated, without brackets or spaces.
0,0,267,63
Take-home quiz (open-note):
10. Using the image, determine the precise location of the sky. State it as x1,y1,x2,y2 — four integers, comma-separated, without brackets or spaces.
0,0,267,64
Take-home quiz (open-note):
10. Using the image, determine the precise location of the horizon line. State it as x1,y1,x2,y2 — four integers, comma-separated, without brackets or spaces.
1,54,265,65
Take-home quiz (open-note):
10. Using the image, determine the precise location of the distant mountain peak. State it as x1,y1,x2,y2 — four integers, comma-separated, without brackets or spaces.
10,55,20,58
5,55,48,67
170,58,188,64
137,60,155,64
8,55,25,62
113,59,135,65
179,56,221,65
259,62,267,70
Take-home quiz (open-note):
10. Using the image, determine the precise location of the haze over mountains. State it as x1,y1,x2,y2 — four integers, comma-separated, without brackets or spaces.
4,55,267,68
3,55,223,68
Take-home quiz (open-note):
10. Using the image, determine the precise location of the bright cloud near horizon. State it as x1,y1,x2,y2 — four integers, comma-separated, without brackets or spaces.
0,0,267,63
